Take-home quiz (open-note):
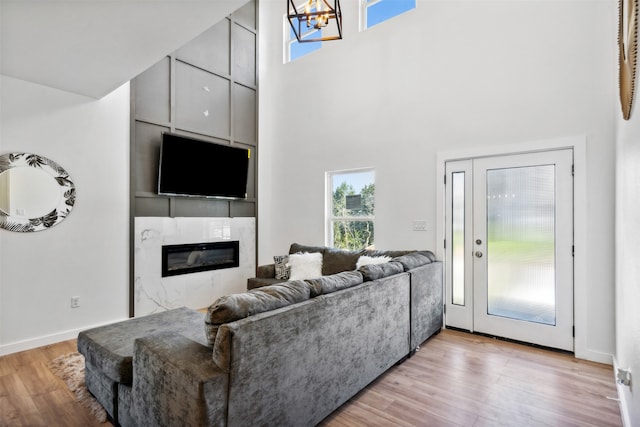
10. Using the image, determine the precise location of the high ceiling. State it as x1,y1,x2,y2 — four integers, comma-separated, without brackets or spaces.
0,0,250,98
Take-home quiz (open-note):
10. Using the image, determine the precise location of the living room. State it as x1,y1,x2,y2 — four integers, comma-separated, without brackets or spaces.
0,0,638,425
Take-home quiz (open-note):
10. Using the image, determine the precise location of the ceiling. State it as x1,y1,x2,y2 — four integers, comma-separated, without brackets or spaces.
0,0,250,99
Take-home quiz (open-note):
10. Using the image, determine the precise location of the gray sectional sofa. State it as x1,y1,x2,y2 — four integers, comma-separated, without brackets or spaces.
77,244,443,427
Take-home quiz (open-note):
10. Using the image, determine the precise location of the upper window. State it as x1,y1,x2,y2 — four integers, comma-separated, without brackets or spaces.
327,169,375,250
285,24,322,63
360,0,416,30
284,4,323,63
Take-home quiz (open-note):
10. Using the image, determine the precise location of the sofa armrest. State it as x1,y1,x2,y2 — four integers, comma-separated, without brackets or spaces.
256,263,276,278
131,332,228,427
409,262,443,350
247,264,282,290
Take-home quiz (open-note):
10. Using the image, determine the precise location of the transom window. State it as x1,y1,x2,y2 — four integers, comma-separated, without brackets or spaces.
326,169,375,250
360,0,416,30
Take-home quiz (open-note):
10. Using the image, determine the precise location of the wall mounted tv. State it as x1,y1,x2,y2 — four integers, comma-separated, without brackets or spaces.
158,133,250,200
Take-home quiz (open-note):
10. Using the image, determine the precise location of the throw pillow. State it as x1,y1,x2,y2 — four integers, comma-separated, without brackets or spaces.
322,248,365,275
356,255,392,269
273,254,290,280
288,252,323,280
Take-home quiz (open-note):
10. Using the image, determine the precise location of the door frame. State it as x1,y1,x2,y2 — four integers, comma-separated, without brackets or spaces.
436,136,589,357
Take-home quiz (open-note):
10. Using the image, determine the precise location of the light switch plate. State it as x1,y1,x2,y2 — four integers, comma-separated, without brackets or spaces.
413,220,427,231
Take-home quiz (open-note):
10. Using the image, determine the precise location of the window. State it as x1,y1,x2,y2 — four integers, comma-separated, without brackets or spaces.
284,6,322,63
285,25,322,62
360,0,416,30
327,169,375,250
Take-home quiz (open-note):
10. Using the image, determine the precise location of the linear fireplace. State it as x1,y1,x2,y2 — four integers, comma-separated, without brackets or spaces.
161,241,239,277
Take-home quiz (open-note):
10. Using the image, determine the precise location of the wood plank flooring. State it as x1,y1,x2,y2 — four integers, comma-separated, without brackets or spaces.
0,329,622,427
0,339,103,427
322,330,622,427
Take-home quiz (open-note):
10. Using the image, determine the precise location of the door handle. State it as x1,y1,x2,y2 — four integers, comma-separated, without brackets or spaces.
475,251,483,258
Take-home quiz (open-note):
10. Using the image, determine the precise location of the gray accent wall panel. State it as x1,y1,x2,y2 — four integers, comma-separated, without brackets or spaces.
235,141,256,199
135,197,171,217
173,198,231,217
234,1,256,29
176,19,230,76
234,84,256,144
233,23,256,86
134,57,171,123
175,62,230,137
135,123,169,194
131,0,257,219
230,201,255,218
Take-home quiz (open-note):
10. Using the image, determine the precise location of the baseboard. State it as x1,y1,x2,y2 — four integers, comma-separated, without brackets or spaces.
574,348,614,365
613,357,633,427
445,326,613,364
0,319,127,356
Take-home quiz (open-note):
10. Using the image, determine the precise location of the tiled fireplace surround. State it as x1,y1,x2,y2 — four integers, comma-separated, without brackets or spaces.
134,217,255,317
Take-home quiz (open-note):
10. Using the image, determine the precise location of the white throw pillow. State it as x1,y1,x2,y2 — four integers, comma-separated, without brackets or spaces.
288,252,323,280
356,255,392,270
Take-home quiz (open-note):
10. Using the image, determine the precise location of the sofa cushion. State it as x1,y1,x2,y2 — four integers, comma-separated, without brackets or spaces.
247,277,285,290
273,254,290,280
288,252,323,280
359,261,404,281
204,281,311,345
418,250,436,262
288,243,368,275
393,251,434,271
289,242,326,255
77,307,207,385
322,247,366,275
281,244,435,276
305,271,364,297
355,255,391,269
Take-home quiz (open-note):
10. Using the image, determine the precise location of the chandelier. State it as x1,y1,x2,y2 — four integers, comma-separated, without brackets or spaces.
287,0,342,43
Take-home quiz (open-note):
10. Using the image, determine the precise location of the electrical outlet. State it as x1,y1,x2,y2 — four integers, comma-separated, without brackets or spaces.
71,296,80,308
413,220,427,231
617,368,632,386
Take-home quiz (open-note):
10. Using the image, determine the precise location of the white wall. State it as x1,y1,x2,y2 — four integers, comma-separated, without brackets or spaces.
259,1,617,363
0,75,130,355
615,106,640,424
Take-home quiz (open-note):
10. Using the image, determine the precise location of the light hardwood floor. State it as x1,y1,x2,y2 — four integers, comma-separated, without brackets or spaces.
0,329,622,427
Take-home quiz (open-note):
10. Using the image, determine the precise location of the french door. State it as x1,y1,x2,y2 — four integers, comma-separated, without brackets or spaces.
444,150,574,351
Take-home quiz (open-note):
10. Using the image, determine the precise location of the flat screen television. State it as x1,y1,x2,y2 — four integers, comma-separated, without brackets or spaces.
158,133,250,199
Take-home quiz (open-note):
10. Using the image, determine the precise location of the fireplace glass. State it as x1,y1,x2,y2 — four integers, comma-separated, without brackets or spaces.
161,241,239,277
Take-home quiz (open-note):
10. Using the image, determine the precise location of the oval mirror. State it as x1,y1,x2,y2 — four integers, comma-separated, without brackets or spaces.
0,152,76,232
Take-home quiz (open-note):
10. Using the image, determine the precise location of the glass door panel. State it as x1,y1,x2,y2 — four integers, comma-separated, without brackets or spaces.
486,165,556,325
444,160,473,330
452,171,466,306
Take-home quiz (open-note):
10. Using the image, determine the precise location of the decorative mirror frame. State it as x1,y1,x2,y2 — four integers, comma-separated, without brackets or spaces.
619,0,638,120
0,152,76,232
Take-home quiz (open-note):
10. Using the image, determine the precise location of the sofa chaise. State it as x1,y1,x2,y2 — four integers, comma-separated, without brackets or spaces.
77,244,443,426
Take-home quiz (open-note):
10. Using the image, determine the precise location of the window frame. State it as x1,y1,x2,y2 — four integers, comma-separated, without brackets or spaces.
325,168,376,249
359,0,417,31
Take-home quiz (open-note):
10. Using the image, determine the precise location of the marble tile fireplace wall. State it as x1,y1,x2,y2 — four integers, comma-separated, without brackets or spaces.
134,217,255,317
